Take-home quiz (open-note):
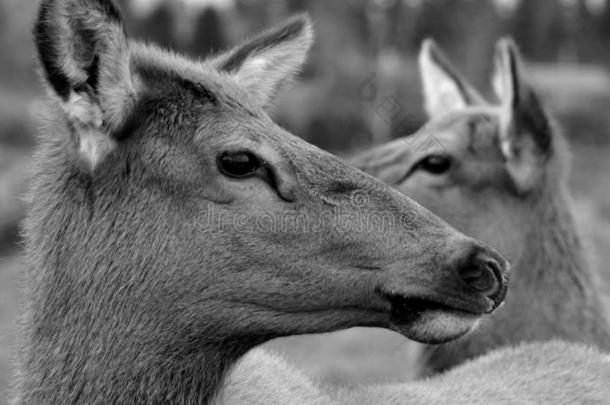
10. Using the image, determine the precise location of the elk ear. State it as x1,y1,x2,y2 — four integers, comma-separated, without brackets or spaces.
493,38,552,193
214,15,313,110
418,38,484,118
34,0,135,170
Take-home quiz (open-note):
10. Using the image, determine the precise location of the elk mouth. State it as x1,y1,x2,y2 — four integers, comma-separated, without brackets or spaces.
378,291,492,344
386,294,489,321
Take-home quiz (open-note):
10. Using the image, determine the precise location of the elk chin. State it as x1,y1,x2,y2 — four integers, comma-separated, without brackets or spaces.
393,310,481,344
384,295,482,344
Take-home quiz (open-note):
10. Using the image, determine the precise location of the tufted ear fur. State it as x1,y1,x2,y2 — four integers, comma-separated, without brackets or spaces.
213,15,314,110
418,38,485,118
34,0,136,170
493,38,553,193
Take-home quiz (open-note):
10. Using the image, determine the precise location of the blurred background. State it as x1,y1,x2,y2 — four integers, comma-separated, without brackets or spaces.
1,0,610,401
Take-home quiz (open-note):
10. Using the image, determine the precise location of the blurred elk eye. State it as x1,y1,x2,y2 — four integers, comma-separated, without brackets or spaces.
415,154,452,175
217,151,261,178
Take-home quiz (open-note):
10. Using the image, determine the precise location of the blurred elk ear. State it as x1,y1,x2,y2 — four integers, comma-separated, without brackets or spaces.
493,38,552,193
418,38,484,117
213,15,314,110
34,0,135,170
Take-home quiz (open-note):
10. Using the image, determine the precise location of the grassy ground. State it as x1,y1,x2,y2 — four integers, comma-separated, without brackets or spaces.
0,141,608,403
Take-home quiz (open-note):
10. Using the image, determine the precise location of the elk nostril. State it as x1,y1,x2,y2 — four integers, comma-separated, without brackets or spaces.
458,260,501,296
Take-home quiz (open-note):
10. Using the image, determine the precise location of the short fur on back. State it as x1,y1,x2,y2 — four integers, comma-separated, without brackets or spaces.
219,341,610,404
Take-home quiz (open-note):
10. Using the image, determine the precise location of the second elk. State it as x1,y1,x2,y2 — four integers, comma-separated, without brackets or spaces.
352,38,610,376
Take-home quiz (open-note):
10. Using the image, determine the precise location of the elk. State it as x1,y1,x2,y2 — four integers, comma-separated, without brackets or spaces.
352,38,610,376
11,1,509,404
217,340,610,404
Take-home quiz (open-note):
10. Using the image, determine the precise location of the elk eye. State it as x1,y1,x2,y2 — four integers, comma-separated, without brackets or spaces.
217,151,261,178
416,154,452,175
